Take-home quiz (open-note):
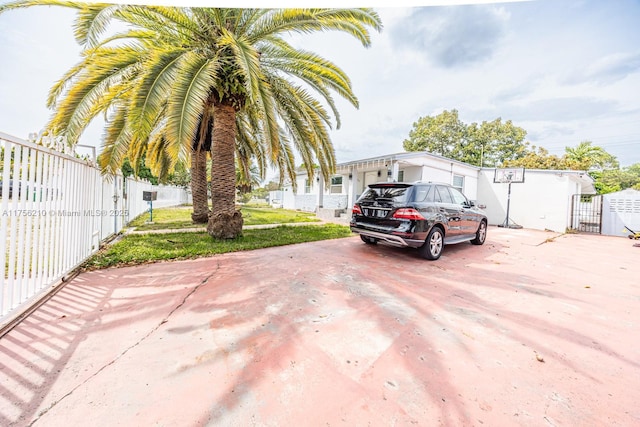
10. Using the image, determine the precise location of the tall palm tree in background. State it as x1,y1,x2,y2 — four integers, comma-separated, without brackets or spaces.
0,3,382,238
565,141,619,171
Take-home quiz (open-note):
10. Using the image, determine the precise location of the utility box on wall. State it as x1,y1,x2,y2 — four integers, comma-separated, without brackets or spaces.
143,191,157,201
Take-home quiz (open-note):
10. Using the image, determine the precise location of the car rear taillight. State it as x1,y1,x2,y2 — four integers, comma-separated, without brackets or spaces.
392,208,424,220
352,204,362,215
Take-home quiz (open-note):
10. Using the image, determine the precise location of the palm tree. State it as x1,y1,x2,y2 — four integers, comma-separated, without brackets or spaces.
0,3,382,239
565,141,619,171
191,114,212,223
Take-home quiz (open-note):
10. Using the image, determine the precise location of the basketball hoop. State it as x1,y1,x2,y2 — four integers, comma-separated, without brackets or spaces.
494,168,524,228
494,168,525,184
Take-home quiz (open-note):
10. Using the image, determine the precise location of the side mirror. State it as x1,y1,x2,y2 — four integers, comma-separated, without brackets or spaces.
469,200,486,210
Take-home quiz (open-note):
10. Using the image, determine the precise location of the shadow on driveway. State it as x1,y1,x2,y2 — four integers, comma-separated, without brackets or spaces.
1,227,639,426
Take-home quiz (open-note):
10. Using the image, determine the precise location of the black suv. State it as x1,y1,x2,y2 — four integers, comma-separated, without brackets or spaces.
350,182,487,260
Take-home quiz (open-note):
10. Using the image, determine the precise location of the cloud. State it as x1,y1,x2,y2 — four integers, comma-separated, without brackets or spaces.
505,97,618,122
526,125,575,142
490,76,543,104
390,5,509,68
566,51,640,85
585,52,640,83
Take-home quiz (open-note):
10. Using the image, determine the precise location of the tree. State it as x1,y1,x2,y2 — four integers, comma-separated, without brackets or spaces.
190,114,213,223
121,157,158,185
591,164,640,194
236,163,261,195
0,4,382,239
403,109,467,159
502,146,569,170
264,180,282,191
467,119,529,167
403,110,528,166
564,140,619,171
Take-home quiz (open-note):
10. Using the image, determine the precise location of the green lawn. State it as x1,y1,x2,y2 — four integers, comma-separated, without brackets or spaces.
129,205,319,231
84,224,352,270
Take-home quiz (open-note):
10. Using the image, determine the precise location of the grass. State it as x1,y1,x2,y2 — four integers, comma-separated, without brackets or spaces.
83,224,352,270
128,205,319,231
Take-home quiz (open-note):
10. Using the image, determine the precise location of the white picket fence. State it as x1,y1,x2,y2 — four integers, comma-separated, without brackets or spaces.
0,132,189,321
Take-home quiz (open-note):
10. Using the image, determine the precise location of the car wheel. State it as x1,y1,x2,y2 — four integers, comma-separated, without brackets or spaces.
419,227,443,260
360,235,377,245
471,220,487,245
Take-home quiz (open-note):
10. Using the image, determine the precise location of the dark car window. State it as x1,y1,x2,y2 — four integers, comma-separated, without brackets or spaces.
358,186,409,204
436,185,454,204
449,187,468,206
413,185,432,202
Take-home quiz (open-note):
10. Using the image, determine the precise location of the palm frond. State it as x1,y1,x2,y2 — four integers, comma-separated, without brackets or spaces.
165,52,218,164
247,8,382,47
98,105,131,174
128,49,184,144
47,45,144,143
73,3,121,48
218,29,262,101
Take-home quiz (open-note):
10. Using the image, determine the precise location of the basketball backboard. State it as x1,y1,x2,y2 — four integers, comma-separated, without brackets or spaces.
494,168,525,184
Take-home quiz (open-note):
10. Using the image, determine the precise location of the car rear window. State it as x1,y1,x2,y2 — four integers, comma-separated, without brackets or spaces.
358,185,411,204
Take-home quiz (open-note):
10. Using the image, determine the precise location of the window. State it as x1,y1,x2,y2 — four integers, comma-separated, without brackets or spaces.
436,185,454,204
397,170,404,182
358,186,409,204
330,176,343,194
304,179,311,194
413,185,431,202
449,187,468,206
452,175,464,192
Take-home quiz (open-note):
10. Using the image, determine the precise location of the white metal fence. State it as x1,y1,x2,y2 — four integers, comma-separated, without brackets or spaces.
1,132,189,321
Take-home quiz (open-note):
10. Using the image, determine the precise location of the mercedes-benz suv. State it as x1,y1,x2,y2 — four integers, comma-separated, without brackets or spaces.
350,182,487,260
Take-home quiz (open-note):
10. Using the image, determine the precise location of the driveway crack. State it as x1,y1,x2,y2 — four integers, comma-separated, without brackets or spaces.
28,265,219,426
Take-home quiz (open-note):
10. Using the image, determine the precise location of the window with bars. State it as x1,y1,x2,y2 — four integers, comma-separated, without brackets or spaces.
304,179,311,194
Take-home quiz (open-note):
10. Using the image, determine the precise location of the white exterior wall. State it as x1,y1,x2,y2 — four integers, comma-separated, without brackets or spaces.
282,153,481,212
477,169,578,232
419,162,478,199
401,166,423,183
282,187,296,210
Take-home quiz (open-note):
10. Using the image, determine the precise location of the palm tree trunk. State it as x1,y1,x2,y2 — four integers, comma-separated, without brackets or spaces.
207,102,243,239
190,146,209,223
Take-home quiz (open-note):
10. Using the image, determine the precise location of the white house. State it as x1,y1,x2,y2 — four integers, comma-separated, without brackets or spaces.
282,151,480,212
279,151,597,233
478,168,595,232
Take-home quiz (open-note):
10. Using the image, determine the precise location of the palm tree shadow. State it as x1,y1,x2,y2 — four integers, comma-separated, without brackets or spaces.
0,262,209,426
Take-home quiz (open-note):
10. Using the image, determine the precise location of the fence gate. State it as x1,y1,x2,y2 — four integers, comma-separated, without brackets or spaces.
570,194,603,233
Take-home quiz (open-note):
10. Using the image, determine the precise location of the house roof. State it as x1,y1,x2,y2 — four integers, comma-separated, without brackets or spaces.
334,151,481,173
289,151,597,194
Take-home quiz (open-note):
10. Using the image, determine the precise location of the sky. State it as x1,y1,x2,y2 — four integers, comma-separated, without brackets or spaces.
0,0,639,171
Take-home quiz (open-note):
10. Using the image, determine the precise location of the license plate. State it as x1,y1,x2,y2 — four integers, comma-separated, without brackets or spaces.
363,208,387,218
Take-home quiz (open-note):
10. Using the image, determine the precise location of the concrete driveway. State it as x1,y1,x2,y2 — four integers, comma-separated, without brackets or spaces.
1,227,638,426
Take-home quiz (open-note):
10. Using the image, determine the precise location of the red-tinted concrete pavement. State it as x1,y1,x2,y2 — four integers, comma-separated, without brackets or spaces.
1,227,639,426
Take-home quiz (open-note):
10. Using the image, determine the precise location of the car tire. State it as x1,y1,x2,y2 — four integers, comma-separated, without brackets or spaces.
360,235,377,245
471,220,487,245
419,227,444,260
